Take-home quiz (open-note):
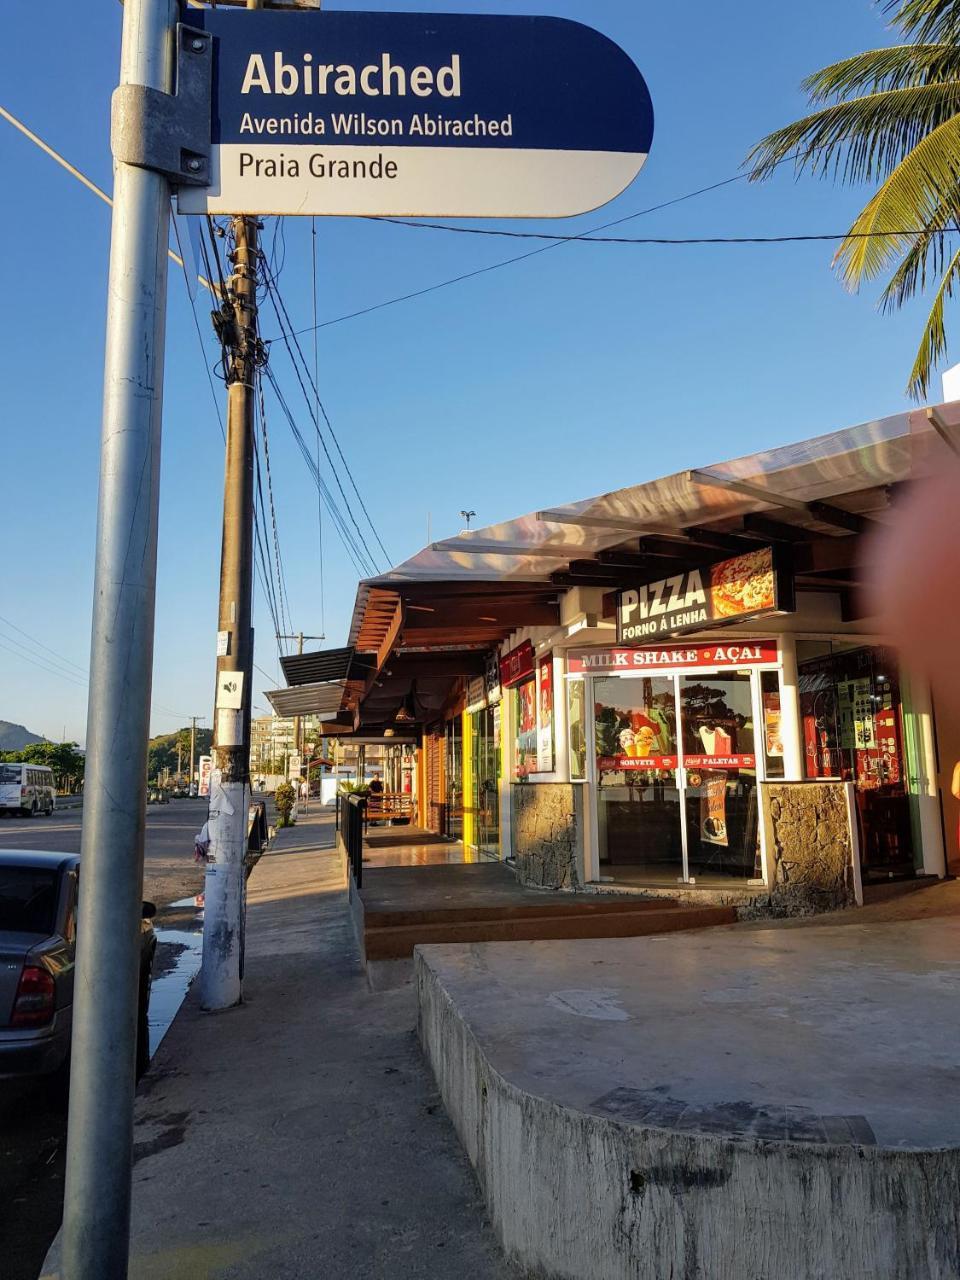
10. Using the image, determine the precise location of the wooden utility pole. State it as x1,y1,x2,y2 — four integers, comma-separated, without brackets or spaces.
201,181,260,1009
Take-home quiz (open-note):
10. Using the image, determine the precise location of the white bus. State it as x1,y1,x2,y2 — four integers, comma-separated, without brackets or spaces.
0,763,56,817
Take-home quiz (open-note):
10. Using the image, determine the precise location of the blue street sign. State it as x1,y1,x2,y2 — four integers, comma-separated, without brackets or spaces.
178,9,654,218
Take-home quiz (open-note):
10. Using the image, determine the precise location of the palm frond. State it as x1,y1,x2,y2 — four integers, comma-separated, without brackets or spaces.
746,81,960,184
904,245,960,396
831,114,960,286
877,198,956,309
884,0,960,45
803,44,960,99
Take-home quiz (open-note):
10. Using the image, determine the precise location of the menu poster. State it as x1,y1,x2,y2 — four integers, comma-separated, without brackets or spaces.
515,679,537,778
839,679,876,750
762,690,783,758
536,653,555,774
700,771,729,846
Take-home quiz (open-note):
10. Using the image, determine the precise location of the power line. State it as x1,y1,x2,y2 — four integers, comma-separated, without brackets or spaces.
260,266,384,573
262,258,391,567
262,362,377,577
171,204,226,441
255,369,294,643
311,217,326,638
0,613,89,676
283,158,806,340
360,219,960,247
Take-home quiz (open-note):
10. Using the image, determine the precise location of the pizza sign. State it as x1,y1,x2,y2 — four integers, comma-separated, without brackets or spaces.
617,546,791,641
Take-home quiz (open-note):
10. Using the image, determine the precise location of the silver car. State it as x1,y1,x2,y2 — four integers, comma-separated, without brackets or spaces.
0,850,156,1086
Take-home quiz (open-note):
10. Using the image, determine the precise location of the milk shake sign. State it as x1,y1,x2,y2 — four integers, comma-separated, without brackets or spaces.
178,9,654,217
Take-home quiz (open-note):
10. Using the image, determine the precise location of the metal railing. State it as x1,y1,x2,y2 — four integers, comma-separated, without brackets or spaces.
344,794,366,889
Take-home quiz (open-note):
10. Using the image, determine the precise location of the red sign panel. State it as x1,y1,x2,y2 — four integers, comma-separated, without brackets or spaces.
567,640,778,675
683,754,756,769
599,755,678,771
500,639,535,689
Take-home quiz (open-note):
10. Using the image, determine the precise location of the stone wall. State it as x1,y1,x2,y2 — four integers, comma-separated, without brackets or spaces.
761,782,857,915
511,783,584,891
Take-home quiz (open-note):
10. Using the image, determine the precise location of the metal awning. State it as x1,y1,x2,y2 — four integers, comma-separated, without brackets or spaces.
265,681,347,718
349,400,960,639
279,646,373,687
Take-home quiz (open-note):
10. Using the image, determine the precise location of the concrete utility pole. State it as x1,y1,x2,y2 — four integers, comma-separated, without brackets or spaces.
61,0,177,1275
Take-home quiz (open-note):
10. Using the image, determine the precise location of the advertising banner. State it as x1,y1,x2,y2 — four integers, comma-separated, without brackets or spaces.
180,9,654,217
617,547,791,642
700,771,729,847
198,755,213,797
536,653,555,773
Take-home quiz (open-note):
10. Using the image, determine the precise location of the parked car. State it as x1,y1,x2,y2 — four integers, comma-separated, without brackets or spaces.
0,851,156,1088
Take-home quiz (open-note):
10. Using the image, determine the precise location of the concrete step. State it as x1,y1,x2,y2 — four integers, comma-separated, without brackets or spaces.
861,874,941,905
364,896,680,930
364,904,737,961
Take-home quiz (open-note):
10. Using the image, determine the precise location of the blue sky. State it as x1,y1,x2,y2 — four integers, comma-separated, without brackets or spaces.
0,0,943,743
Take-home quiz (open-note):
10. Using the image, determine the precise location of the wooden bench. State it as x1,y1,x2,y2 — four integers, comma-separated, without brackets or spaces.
365,792,415,827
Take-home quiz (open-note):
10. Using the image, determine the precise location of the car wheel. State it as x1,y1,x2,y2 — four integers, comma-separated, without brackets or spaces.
135,964,152,1081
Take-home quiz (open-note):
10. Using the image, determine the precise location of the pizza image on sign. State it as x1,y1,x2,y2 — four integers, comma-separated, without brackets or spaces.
709,547,776,619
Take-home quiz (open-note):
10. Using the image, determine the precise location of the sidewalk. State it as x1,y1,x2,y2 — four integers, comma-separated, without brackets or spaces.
43,809,516,1279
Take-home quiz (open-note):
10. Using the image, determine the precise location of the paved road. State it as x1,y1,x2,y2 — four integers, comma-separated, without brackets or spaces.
0,796,211,911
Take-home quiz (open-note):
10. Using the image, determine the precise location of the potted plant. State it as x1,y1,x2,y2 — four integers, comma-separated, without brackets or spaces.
274,781,296,827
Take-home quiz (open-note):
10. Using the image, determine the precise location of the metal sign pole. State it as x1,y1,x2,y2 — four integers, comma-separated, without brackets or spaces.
61,0,177,1275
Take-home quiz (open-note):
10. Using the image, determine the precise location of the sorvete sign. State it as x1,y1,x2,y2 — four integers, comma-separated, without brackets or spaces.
616,547,792,642
179,9,654,216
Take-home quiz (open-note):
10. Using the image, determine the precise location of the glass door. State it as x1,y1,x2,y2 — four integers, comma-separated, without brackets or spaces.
678,672,761,882
594,676,683,884
471,707,500,859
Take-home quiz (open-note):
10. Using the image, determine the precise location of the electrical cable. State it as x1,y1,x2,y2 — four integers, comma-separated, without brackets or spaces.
261,271,383,573
0,614,88,676
171,205,227,441
311,216,327,638
262,259,392,567
262,363,377,577
282,156,811,340
367,220,960,246
255,369,295,643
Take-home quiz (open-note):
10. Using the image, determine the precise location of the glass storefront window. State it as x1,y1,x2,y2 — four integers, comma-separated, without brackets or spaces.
567,679,586,780
797,642,915,877
445,718,463,840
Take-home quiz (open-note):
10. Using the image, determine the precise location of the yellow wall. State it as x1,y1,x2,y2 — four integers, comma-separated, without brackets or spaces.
462,709,476,859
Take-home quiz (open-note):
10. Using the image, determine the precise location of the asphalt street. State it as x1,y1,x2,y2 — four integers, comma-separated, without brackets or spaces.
0,796,212,912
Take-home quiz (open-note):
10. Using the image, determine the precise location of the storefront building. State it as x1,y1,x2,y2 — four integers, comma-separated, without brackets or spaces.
318,397,960,906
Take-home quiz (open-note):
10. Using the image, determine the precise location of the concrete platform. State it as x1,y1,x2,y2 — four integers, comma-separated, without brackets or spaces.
357,864,736,961
417,920,960,1279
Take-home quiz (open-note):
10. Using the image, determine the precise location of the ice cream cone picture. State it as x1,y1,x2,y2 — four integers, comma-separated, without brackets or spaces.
635,726,656,757
619,729,637,758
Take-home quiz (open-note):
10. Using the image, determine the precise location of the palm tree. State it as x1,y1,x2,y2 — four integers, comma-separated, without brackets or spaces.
747,0,960,398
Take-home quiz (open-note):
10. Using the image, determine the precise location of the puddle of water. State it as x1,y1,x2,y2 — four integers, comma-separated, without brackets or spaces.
149,901,204,1057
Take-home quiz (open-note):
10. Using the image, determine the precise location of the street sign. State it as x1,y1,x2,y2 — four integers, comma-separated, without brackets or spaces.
178,9,653,217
